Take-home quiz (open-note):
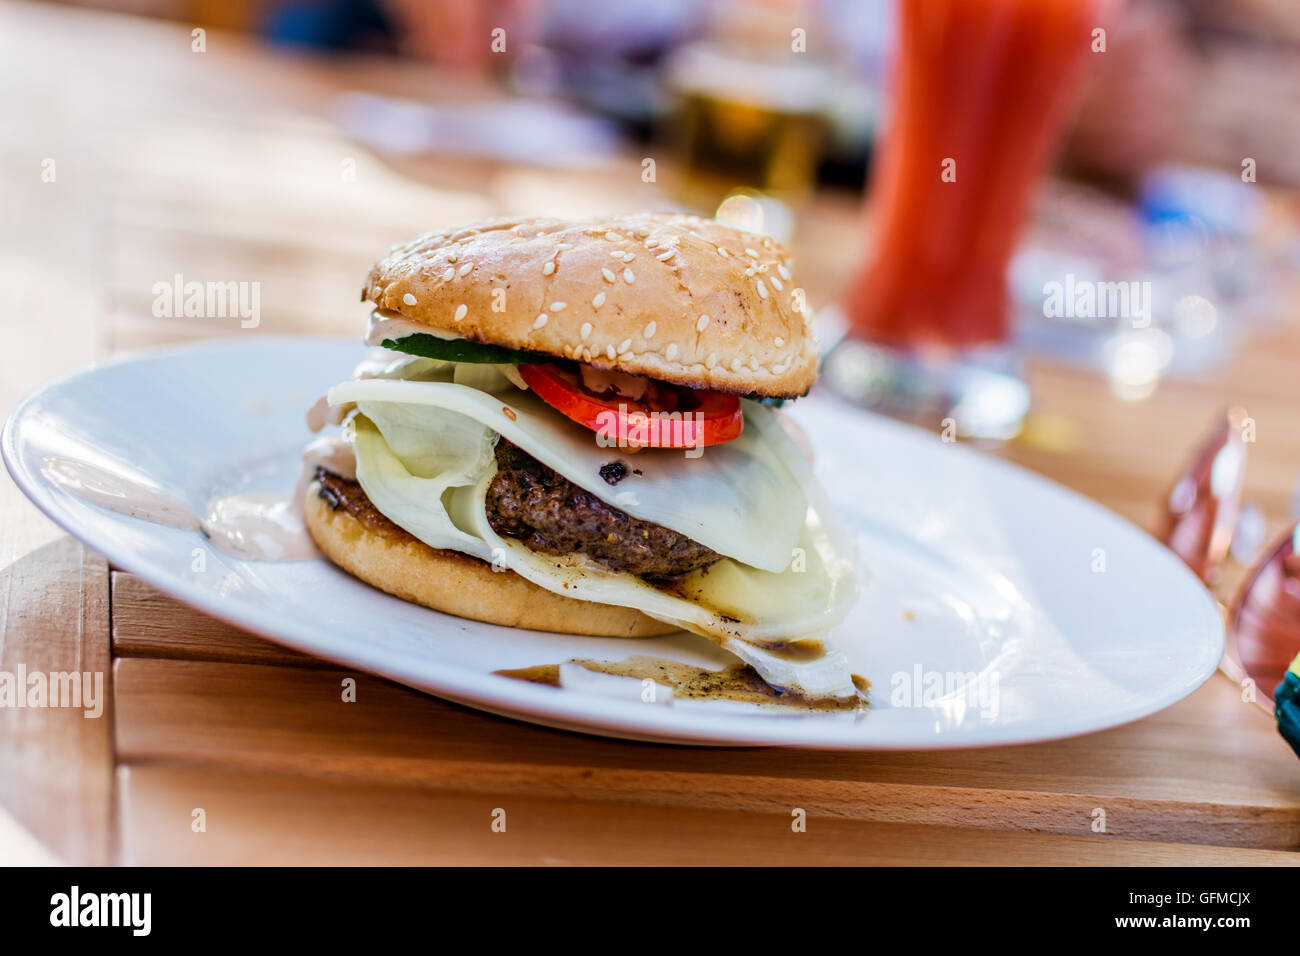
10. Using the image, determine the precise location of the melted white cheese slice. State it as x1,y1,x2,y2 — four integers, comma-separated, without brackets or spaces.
330,377,807,572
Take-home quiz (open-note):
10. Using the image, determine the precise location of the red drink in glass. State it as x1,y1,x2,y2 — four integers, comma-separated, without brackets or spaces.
843,0,1109,350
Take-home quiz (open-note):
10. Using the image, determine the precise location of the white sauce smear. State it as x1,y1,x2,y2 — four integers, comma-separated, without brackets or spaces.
41,457,201,531
201,493,318,561
41,455,324,563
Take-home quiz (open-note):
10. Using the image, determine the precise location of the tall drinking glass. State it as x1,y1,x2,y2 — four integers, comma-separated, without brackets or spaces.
823,0,1113,438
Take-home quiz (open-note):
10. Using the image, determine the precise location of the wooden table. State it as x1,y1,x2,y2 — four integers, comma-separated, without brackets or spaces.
1,1,1297,866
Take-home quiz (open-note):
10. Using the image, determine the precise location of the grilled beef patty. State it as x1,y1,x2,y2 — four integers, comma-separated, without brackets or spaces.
315,468,416,541
485,441,720,579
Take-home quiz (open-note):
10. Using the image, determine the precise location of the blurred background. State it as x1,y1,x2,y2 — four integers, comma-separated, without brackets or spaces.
4,0,1299,533
15,0,1300,384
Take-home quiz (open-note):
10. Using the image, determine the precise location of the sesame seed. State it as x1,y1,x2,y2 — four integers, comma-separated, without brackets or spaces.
665,343,678,361
706,353,717,368
459,263,473,276
749,356,760,370
777,264,791,280
605,231,624,241
756,279,768,299
757,263,768,272
580,322,593,340
542,261,556,276
622,268,635,284
745,248,759,259
502,407,517,422
592,292,606,308
775,336,784,347
697,314,710,332
656,249,675,261
643,321,656,339
646,239,660,249
554,243,573,251
618,338,632,354
447,249,459,263
533,313,549,329
769,276,783,291
442,267,455,282
606,345,617,360
454,304,468,321
610,250,626,260
773,363,787,374
745,268,755,277
549,301,567,312
717,248,730,257
601,268,616,283
731,358,743,372
402,293,418,306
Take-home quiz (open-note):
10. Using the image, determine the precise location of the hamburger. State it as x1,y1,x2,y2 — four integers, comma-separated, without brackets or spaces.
301,213,861,701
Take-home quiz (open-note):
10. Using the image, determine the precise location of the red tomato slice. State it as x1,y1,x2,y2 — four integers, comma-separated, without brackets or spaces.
518,363,744,448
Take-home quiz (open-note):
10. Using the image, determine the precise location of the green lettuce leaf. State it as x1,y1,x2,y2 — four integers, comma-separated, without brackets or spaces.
380,333,545,365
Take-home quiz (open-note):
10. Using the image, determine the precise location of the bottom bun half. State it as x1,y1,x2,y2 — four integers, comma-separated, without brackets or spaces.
303,480,679,638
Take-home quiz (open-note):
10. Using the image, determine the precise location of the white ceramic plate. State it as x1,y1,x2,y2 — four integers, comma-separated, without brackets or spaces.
3,338,1223,748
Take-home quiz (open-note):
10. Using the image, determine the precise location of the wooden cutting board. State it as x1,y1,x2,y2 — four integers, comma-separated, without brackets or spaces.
2,549,1297,865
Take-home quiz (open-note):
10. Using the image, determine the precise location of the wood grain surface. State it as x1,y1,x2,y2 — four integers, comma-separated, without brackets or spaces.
0,1,1297,866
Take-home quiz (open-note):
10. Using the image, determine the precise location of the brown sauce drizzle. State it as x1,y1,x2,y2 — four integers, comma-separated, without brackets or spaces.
495,655,870,712
746,638,826,661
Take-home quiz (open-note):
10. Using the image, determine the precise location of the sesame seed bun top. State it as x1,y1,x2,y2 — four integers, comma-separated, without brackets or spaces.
363,213,819,398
